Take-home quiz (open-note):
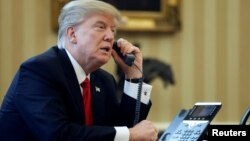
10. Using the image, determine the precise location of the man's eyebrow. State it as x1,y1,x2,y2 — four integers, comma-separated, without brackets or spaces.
94,20,106,26
95,20,116,28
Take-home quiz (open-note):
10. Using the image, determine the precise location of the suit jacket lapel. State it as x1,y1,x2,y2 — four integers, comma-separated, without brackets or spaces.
90,73,107,123
57,48,84,121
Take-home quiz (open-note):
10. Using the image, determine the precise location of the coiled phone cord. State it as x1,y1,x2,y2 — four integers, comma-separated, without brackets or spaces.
133,64,144,126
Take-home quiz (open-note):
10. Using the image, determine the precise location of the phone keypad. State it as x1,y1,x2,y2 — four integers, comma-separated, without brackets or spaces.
167,120,209,141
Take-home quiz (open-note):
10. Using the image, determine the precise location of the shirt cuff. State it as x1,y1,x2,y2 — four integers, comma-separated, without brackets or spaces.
124,80,152,104
114,126,129,141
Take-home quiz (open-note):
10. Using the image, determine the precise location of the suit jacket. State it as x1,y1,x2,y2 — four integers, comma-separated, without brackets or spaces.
0,46,151,141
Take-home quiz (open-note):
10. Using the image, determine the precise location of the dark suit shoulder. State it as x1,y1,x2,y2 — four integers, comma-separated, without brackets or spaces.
22,46,61,65
19,46,69,82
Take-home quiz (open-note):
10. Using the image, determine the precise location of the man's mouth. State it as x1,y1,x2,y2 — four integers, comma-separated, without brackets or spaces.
100,46,110,52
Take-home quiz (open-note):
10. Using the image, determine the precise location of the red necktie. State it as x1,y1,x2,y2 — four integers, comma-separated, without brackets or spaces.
81,78,93,125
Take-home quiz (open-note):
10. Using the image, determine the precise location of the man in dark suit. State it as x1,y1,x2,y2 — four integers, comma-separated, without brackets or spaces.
0,0,158,141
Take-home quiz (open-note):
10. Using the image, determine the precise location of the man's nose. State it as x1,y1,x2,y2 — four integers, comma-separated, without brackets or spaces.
104,29,115,41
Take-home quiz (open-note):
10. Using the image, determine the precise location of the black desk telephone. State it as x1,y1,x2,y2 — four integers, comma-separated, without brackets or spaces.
159,102,222,141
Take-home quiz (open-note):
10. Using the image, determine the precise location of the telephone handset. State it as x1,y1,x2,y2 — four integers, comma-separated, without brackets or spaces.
159,102,222,141
113,41,135,66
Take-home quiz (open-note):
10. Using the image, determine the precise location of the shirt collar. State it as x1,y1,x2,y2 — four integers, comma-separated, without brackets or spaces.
65,49,89,84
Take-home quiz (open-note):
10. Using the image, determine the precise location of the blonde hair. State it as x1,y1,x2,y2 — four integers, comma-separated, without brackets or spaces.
57,0,122,49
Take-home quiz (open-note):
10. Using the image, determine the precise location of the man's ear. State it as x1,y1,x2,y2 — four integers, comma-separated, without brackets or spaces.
67,27,77,44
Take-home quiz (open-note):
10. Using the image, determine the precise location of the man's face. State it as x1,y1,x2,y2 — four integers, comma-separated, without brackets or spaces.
72,13,116,70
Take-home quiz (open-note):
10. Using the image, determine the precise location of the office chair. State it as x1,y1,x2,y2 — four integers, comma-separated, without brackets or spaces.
240,106,250,125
